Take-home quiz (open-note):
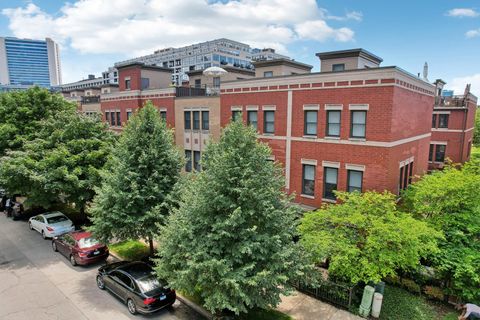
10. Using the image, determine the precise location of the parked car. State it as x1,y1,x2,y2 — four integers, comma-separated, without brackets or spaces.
28,212,75,239
52,231,109,266
96,261,176,315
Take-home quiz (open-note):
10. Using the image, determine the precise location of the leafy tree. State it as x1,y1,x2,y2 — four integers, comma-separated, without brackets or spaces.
0,110,115,213
155,120,310,316
298,191,441,284
403,163,480,302
0,87,75,156
473,109,480,146
89,102,182,254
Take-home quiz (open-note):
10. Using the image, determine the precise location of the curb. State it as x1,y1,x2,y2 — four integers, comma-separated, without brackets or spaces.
107,250,212,319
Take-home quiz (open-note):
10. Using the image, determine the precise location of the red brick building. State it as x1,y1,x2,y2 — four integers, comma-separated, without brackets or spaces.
429,80,477,169
219,49,436,208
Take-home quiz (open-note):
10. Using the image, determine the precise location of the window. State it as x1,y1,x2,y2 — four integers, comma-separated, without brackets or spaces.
304,111,318,136
302,164,315,196
194,79,201,88
202,111,209,130
399,166,404,192
185,150,192,172
213,77,220,88
125,79,131,90
112,271,133,289
323,167,338,200
435,145,446,162
332,64,345,72
432,114,437,128
184,111,191,130
193,111,200,130
105,111,110,124
347,170,363,193
110,111,116,126
264,71,273,77
160,111,167,121
247,111,258,130
141,77,150,89
264,111,275,134
326,111,341,137
350,111,366,138
438,114,449,128
429,144,434,162
408,161,414,185
116,111,121,126
127,111,132,120
232,110,242,121
194,151,201,171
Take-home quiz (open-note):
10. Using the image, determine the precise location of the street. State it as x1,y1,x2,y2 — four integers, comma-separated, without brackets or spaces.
0,216,204,320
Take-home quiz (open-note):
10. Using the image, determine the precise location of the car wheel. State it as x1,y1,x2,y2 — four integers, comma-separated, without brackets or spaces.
52,242,58,252
70,255,77,266
41,230,47,239
96,275,105,290
127,299,137,315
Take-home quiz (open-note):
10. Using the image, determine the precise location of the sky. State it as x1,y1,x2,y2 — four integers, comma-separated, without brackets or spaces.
0,0,479,95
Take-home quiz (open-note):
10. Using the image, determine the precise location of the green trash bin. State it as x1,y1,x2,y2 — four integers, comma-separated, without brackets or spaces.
375,281,385,295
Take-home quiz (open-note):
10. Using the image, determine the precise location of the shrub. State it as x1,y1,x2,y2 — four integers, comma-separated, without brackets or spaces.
401,279,421,294
423,286,445,301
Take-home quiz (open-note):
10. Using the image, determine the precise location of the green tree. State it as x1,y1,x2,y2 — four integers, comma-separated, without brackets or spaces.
89,102,182,254
0,87,76,156
0,110,115,213
298,191,441,284
473,109,480,146
403,163,480,302
155,120,310,316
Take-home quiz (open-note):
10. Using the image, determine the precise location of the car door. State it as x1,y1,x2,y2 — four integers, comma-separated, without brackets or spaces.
57,235,70,257
62,235,75,258
33,216,42,231
107,271,133,302
36,215,46,232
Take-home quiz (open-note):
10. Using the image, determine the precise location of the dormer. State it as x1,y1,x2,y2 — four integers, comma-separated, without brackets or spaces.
316,49,383,72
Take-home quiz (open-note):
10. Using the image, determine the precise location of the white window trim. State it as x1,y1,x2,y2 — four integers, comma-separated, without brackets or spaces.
430,141,448,145
231,105,242,111
325,104,343,111
124,76,131,80
399,156,415,168
159,107,167,112
301,194,315,199
301,159,317,166
268,155,275,161
303,104,320,111
126,108,132,112
322,198,337,203
349,104,369,111
433,111,451,115
322,161,340,168
246,105,259,111
262,105,276,111
345,164,365,172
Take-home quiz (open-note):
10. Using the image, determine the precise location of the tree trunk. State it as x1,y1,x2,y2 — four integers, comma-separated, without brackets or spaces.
148,237,154,256
79,204,86,224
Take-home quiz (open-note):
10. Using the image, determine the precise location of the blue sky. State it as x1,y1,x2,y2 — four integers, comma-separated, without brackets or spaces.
1,0,479,94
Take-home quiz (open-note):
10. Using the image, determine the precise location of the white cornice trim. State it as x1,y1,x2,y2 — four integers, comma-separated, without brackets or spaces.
322,161,340,168
345,164,366,171
325,104,343,111
301,159,318,166
303,104,320,111
262,105,277,111
246,105,259,111
349,104,369,111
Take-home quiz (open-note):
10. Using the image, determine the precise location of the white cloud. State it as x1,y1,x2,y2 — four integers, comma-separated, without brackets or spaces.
2,0,358,56
466,29,480,38
446,8,479,18
449,73,480,96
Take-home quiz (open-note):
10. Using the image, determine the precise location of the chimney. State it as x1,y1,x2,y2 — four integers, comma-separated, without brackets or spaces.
88,74,95,80
423,62,428,81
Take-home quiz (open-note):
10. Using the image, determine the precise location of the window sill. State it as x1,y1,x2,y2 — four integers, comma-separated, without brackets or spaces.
302,135,317,139
324,136,340,140
300,194,315,199
348,137,366,142
263,133,275,136
322,198,337,203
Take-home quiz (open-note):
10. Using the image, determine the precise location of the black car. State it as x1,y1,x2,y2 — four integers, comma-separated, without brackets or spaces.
96,261,176,315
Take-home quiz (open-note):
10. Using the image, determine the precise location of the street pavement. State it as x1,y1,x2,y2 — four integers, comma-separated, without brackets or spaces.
0,215,204,320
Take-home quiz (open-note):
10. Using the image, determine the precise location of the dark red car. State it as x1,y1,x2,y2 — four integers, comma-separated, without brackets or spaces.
52,231,109,266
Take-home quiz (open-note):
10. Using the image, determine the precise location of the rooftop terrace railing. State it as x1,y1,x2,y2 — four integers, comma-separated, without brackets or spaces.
175,85,220,97
81,95,101,104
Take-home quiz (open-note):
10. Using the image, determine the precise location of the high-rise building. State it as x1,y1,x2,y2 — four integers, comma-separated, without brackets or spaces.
0,37,62,87
114,38,289,85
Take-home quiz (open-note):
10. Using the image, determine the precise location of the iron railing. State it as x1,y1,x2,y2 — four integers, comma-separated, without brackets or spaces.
293,279,361,310
81,95,101,104
175,85,220,97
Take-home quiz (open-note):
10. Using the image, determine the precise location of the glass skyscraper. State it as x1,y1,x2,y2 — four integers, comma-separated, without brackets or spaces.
0,37,62,87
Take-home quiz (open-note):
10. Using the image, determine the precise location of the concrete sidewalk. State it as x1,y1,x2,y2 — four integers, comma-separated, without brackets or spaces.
277,291,363,320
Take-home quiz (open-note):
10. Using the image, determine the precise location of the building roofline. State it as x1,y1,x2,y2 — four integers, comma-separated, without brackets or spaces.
252,58,313,70
115,61,172,72
187,66,255,77
316,48,383,64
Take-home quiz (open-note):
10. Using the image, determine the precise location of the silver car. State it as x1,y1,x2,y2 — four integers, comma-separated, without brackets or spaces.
29,212,75,239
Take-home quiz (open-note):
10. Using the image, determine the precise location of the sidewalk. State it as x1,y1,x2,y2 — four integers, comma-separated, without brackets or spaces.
277,291,363,320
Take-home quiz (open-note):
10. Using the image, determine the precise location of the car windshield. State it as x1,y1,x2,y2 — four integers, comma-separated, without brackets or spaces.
47,215,68,224
136,275,162,294
78,237,100,249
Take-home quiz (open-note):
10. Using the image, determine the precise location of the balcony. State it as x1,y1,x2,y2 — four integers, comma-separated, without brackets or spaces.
81,95,101,104
435,95,466,108
175,85,220,98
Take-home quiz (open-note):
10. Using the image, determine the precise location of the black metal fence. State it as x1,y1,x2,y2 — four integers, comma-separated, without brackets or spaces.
293,279,361,310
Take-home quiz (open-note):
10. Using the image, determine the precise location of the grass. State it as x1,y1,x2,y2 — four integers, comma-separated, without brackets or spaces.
109,240,150,261
471,146,480,160
178,290,292,320
380,285,457,320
